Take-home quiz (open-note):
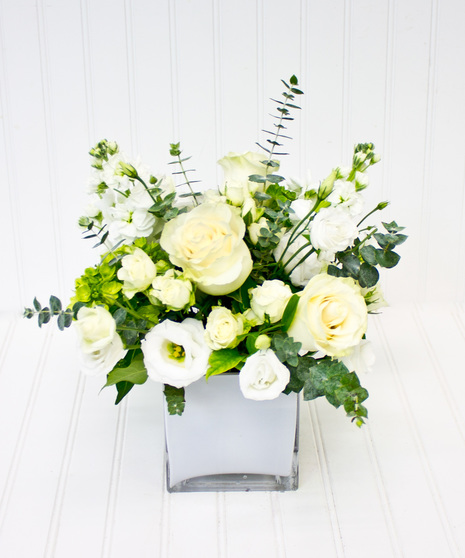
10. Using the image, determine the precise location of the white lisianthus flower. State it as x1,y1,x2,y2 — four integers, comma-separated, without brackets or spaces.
327,180,364,216
75,306,127,376
160,202,253,295
273,230,324,287
309,206,359,261
149,270,194,311
362,283,388,313
239,350,290,401
249,280,293,324
341,340,376,375
141,318,211,388
288,274,367,358
204,307,244,350
117,247,157,299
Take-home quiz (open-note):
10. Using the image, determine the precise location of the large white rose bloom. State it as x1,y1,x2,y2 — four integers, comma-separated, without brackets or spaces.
249,280,293,323
75,306,127,376
309,206,359,262
239,350,290,401
141,318,211,388
288,274,367,358
117,247,157,299
160,202,253,295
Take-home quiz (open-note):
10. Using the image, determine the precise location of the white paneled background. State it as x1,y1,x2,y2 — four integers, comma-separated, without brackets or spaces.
1,1,465,557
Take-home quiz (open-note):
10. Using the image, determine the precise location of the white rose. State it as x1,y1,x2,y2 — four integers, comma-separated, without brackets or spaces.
117,247,157,299
160,202,253,295
204,307,244,350
149,270,193,311
75,306,127,376
341,340,375,375
142,318,211,388
273,230,324,287
239,350,290,401
288,274,367,358
309,206,359,261
218,151,270,205
249,280,293,323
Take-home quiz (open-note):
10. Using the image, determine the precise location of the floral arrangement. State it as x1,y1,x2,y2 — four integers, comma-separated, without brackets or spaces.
25,76,406,426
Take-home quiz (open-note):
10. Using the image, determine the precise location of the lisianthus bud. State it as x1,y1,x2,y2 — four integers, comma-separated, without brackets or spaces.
117,162,138,179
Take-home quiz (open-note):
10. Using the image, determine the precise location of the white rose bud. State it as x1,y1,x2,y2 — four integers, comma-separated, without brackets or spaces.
204,307,244,350
249,280,293,323
149,270,194,311
255,334,271,350
117,247,157,299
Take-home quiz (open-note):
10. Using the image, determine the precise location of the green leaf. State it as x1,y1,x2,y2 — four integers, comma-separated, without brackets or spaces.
113,307,127,326
206,349,245,380
360,245,378,266
289,75,298,85
49,295,62,313
164,384,185,415
375,249,401,268
104,354,148,387
38,308,51,327
248,174,267,184
281,294,299,332
358,263,379,288
339,253,360,277
33,297,41,312
382,220,405,233
115,381,134,405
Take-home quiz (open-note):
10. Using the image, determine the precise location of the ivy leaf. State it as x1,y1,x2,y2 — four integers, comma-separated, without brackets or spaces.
206,349,245,380
164,384,185,415
115,381,134,404
104,354,148,387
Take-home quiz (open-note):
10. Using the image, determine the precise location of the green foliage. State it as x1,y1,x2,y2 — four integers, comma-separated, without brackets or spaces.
164,384,186,415
271,333,302,368
24,295,74,330
291,357,369,426
104,353,148,387
206,349,245,379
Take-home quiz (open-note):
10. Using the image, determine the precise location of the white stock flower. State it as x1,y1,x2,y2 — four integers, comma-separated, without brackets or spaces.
327,180,364,216
108,204,156,245
149,270,194,311
117,247,157,299
204,307,244,350
75,306,127,376
273,230,324,287
160,202,253,295
309,206,359,261
288,274,367,358
341,340,376,375
239,350,290,401
249,280,293,323
141,318,211,388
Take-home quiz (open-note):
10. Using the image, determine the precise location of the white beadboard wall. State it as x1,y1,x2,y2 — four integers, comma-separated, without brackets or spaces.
1,0,465,314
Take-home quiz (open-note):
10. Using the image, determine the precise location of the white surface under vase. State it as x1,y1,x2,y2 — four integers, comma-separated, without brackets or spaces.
164,372,299,492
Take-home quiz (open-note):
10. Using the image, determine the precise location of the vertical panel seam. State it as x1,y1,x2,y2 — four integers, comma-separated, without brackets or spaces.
270,493,287,558
216,492,227,558
341,0,352,161
79,0,96,143
43,372,86,558
0,327,53,534
168,0,180,141
36,0,65,297
373,315,462,557
212,0,223,183
420,0,439,301
299,0,308,177
124,0,138,155
362,426,404,557
307,402,345,558
256,0,264,138
101,399,129,558
0,0,25,312
382,0,396,203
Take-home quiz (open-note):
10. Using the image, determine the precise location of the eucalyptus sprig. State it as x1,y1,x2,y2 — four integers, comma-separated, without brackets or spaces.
169,142,201,205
